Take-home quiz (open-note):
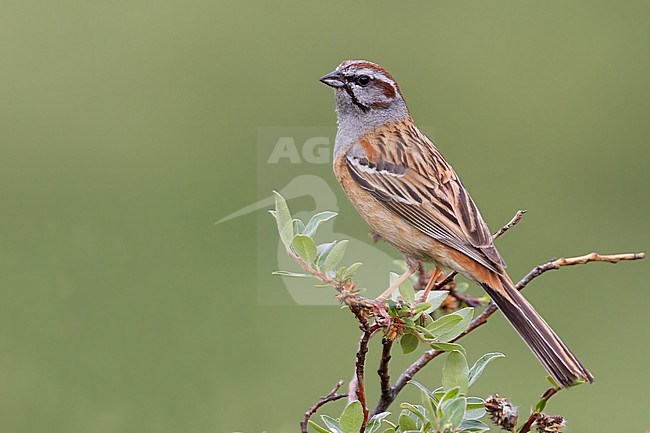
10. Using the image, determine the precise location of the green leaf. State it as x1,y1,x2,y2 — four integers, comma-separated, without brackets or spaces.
420,389,437,425
366,412,391,433
435,307,474,342
412,302,432,315
464,405,486,421
339,400,363,433
466,396,485,408
388,272,398,286
432,386,445,402
316,241,337,269
390,272,415,304
415,325,435,341
341,262,364,280
427,313,463,337
546,375,560,388
400,333,419,354
293,218,305,235
273,191,293,247
398,412,418,431
423,290,449,313
430,342,466,355
292,234,318,264
464,397,486,420
442,350,469,394
272,270,310,278
458,419,490,432
535,395,551,413
304,211,337,237
321,415,342,433
435,386,460,419
323,240,349,272
408,380,434,397
468,352,505,387
400,317,416,329
438,386,460,406
399,403,427,426
308,420,332,433
440,397,466,430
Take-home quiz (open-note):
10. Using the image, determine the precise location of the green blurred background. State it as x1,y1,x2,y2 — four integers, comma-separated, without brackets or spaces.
1,1,648,432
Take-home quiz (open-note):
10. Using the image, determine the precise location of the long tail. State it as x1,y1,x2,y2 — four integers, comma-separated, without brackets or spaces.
480,273,594,388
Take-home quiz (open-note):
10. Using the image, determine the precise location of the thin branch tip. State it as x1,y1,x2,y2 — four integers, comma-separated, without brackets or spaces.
492,209,528,240
300,380,347,433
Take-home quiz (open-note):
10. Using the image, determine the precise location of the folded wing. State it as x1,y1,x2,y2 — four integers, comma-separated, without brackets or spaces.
345,123,505,273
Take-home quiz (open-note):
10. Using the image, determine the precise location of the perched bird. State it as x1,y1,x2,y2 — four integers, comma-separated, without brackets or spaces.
319,60,593,387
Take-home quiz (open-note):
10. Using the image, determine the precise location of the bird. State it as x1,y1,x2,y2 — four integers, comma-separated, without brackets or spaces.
319,59,593,388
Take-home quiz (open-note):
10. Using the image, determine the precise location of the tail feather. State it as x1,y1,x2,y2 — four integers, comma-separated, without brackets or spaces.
480,274,594,388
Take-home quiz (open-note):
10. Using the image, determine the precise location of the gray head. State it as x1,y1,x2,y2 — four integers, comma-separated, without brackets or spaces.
320,60,411,150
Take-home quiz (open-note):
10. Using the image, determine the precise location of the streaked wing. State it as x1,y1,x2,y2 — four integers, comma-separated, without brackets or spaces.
345,122,505,272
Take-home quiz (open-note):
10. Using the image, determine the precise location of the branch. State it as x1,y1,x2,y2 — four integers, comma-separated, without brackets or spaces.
349,305,379,432
448,288,484,307
518,386,561,433
493,209,527,240
518,251,645,287
300,380,347,433
372,250,644,415
377,337,394,407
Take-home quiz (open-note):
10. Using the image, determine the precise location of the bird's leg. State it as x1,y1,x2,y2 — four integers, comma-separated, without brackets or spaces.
417,267,441,303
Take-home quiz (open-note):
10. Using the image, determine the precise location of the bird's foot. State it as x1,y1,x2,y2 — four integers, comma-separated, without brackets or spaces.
417,268,442,303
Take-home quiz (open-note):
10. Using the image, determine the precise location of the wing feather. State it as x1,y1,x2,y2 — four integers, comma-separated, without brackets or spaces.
345,122,505,272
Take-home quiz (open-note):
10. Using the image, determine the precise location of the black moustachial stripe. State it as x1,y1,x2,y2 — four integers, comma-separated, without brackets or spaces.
343,83,369,113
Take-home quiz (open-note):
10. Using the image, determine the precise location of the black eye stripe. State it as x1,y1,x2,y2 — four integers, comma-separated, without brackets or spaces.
344,74,373,86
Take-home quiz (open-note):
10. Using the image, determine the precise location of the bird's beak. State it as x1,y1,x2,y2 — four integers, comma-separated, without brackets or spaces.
319,70,345,88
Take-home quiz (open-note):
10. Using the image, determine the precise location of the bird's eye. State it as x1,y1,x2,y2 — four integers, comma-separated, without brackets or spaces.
356,75,371,86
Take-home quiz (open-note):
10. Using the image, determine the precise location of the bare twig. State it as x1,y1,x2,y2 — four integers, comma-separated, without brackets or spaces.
518,251,645,287
377,337,394,407
300,380,347,433
518,386,561,433
353,321,379,432
286,248,339,287
434,271,457,291
493,209,527,240
448,288,484,307
372,250,644,415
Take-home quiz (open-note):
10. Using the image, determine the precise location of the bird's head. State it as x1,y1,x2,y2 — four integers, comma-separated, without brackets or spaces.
319,60,410,121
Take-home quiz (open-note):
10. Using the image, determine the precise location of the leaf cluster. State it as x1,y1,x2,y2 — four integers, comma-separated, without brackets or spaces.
271,191,362,283
309,351,504,433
